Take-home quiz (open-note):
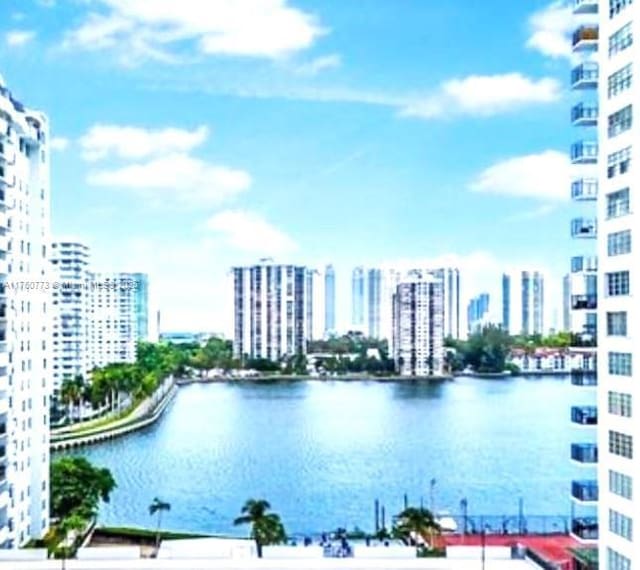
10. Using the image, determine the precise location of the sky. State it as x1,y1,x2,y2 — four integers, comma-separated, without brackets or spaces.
0,0,591,334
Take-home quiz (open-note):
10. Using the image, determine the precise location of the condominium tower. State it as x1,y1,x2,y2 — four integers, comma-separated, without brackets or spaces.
324,264,336,337
351,266,365,330
521,270,545,336
0,76,52,546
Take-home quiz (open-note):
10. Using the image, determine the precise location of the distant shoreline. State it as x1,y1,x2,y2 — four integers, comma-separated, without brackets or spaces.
176,374,454,385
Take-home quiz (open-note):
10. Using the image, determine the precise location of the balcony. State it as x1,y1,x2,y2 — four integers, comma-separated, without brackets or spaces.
574,0,598,14
571,480,599,502
572,26,599,51
571,370,597,387
571,256,597,273
571,294,597,310
571,141,598,164
571,179,597,201
571,443,598,464
571,103,598,126
571,518,598,541
571,218,597,239
571,406,598,425
571,63,598,89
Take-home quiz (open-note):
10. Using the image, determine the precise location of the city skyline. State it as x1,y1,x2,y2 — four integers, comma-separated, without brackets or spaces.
0,0,578,332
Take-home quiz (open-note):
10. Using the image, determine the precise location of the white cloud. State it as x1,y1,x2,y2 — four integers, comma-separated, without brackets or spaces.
401,73,562,118
205,210,298,256
469,150,570,201
294,53,341,75
64,0,325,63
50,137,70,152
5,30,36,47
87,153,251,207
526,1,575,60
80,124,209,162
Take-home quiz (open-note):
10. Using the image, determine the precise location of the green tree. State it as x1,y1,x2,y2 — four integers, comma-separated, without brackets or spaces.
51,457,116,520
233,499,287,557
394,507,441,553
149,497,171,553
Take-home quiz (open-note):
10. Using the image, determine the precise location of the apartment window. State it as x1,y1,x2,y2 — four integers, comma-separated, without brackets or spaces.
609,22,633,57
608,105,633,137
608,64,633,97
608,146,632,178
607,187,630,217
609,509,633,540
607,311,628,335
609,352,632,375
608,548,631,570
606,271,630,295
610,0,634,19
608,229,632,255
610,470,633,499
609,430,633,458
609,391,633,417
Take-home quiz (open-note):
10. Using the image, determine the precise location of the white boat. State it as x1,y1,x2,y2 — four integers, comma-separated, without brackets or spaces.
435,512,458,533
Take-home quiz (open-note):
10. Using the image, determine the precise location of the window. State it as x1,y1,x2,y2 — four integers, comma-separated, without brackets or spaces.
610,430,633,458
609,352,632,375
607,311,628,335
610,0,634,19
608,105,633,137
608,229,632,255
609,509,633,540
609,22,633,57
606,271,630,296
608,144,631,178
608,548,631,570
607,188,630,217
609,391,632,417
610,470,633,499
608,63,633,97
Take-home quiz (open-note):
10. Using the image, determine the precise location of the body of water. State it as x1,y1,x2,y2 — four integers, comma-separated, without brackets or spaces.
69,376,592,536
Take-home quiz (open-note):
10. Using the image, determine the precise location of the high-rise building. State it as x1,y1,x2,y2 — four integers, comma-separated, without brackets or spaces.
467,293,490,335
233,261,314,360
502,273,511,333
367,268,382,339
50,241,91,392
392,276,444,376
351,266,365,330
0,76,52,545
562,274,572,332
521,270,544,336
324,264,336,337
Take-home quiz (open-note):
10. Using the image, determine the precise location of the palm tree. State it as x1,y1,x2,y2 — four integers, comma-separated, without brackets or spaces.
149,497,171,554
394,506,441,554
233,499,286,558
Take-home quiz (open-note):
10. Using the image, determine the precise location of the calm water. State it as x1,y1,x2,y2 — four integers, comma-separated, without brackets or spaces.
68,376,593,536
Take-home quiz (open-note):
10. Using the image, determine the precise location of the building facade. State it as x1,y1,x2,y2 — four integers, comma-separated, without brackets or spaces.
521,270,545,336
467,293,490,335
367,268,382,339
0,76,52,546
351,266,365,330
324,264,336,337
233,261,314,361
392,277,444,377
502,273,511,333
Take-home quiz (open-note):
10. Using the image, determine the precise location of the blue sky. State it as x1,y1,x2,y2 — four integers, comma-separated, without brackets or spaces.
0,0,587,332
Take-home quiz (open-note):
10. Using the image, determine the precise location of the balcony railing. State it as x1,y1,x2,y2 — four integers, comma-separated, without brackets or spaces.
571,141,598,164
571,294,597,310
571,103,598,126
571,218,597,238
571,443,598,463
572,518,598,541
571,255,597,273
571,63,598,89
572,26,599,51
572,480,599,502
571,406,598,425
571,179,598,201
574,0,598,14
571,369,597,386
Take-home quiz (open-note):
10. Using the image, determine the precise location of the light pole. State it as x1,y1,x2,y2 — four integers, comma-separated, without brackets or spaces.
481,525,490,570
429,478,436,513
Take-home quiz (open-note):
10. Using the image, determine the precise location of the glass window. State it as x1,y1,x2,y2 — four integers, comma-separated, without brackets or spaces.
608,146,631,178
610,0,634,19
609,352,632,375
607,548,631,570
608,229,632,255
607,311,628,335
608,64,633,97
609,470,633,499
609,22,633,57
609,391,632,416
607,188,630,218
608,105,633,137
606,271,630,295
609,509,633,540
609,430,633,458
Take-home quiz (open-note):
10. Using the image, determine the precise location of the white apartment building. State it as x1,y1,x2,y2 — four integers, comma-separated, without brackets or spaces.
50,241,91,392
233,260,314,361
594,0,638,568
392,276,444,377
0,76,52,546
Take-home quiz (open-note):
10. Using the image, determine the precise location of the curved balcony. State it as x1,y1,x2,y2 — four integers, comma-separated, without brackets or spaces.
571,294,597,310
572,26,599,51
571,218,597,239
571,179,597,201
571,518,598,542
571,103,598,126
572,480,598,502
571,63,598,89
571,406,598,425
574,0,598,14
571,370,597,387
571,443,598,464
571,141,598,164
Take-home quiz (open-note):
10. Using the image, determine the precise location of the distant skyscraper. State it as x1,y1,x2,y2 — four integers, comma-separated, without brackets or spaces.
467,293,490,335
562,274,571,332
324,265,336,337
367,268,382,338
351,266,365,329
392,276,444,377
521,271,544,335
502,273,511,333
233,261,314,360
